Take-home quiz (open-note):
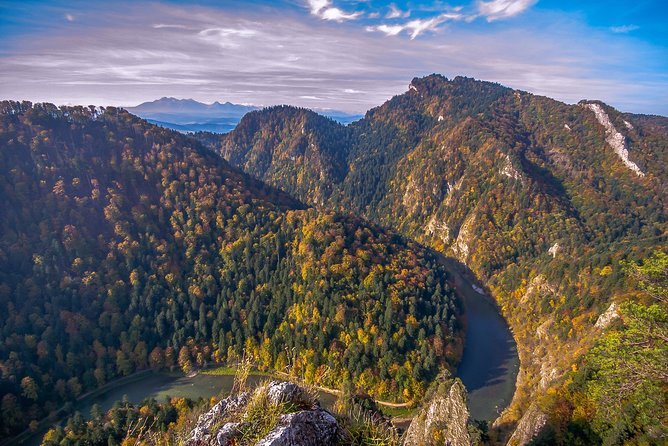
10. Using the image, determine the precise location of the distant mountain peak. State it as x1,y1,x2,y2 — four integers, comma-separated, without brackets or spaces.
126,98,361,133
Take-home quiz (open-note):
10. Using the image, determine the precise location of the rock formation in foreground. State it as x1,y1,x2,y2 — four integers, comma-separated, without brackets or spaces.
404,374,472,446
185,381,338,446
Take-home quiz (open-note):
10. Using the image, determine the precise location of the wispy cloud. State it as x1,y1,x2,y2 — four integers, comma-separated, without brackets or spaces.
367,13,464,39
386,4,410,19
610,24,639,33
307,0,361,22
197,27,258,49
153,24,189,29
0,1,666,116
477,0,537,22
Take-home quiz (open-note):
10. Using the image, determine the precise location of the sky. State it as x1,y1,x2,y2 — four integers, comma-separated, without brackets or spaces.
0,0,666,115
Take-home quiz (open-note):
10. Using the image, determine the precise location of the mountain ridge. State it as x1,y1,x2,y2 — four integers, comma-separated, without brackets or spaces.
194,74,668,444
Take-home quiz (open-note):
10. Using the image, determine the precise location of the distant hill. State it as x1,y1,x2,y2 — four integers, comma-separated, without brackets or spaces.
127,97,362,133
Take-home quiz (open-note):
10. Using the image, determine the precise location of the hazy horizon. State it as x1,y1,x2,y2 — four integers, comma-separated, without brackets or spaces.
1,0,667,115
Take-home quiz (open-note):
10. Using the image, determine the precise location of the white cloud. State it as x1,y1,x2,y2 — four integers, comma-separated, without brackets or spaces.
307,0,361,22
368,13,463,39
153,24,189,29
367,24,403,36
307,0,330,15
65,13,75,22
478,0,537,22
386,4,410,19
610,24,639,33
321,7,362,21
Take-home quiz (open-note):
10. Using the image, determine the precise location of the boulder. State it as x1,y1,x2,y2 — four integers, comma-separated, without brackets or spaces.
185,392,249,445
255,409,338,446
266,381,314,407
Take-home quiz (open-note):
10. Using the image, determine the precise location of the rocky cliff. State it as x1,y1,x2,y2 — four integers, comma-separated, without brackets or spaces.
404,375,472,446
185,381,338,446
505,403,547,446
183,378,478,446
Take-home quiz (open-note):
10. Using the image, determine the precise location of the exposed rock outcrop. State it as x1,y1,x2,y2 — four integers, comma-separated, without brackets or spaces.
266,381,313,406
404,378,471,446
584,103,645,177
426,214,451,244
216,422,242,446
548,242,560,258
501,154,522,181
186,392,249,445
595,302,620,329
186,381,337,446
256,409,338,446
507,403,547,446
454,212,476,263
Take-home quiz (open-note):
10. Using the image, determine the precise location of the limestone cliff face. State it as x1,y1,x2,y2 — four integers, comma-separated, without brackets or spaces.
404,378,472,446
506,403,547,446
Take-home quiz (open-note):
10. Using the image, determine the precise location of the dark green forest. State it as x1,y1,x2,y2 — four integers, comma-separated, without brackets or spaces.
0,101,460,438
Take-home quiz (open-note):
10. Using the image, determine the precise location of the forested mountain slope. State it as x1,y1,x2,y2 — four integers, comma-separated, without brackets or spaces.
215,105,350,205
0,102,461,438
197,75,668,443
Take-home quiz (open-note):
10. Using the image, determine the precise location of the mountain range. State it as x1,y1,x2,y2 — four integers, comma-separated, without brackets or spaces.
1,74,666,446
195,74,668,443
126,97,362,133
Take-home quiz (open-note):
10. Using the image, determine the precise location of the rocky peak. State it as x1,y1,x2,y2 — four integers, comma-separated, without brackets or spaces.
185,381,337,446
404,376,472,446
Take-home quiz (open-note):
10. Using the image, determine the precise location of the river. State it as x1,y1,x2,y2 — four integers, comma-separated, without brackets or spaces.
441,256,519,421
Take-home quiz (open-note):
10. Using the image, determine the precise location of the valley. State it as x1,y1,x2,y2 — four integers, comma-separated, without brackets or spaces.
195,74,667,444
12,261,516,446
0,74,666,446
2,0,667,443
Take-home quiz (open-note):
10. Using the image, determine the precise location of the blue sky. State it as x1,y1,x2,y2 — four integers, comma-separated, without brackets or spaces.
0,0,666,114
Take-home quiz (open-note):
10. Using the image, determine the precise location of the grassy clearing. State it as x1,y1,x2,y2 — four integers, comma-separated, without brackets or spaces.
379,406,416,418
